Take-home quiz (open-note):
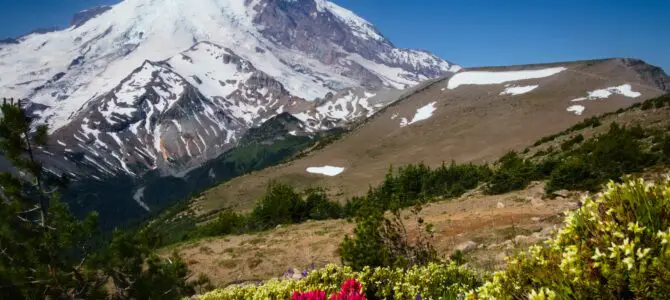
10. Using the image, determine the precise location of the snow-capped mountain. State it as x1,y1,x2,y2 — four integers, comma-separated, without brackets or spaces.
0,0,458,178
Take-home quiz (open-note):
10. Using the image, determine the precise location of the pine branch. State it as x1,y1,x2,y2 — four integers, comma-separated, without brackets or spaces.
21,126,47,227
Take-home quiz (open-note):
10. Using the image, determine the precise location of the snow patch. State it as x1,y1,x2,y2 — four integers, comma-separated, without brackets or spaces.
567,105,585,116
500,85,538,96
306,165,345,176
400,102,437,127
570,84,641,102
319,1,384,41
447,67,566,90
132,187,151,212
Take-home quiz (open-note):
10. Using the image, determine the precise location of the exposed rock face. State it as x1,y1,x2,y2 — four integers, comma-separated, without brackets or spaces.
618,58,670,92
252,0,460,85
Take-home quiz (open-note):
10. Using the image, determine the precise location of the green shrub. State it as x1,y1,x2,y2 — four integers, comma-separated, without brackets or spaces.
303,187,343,220
340,202,438,271
250,182,304,229
560,134,584,151
197,210,247,237
422,162,491,199
569,116,601,131
629,123,647,139
546,156,599,192
485,152,537,194
198,262,483,300
344,162,490,218
663,135,670,162
469,178,670,299
654,96,668,108
340,209,392,270
533,134,559,147
585,123,650,177
547,123,656,192
534,157,559,178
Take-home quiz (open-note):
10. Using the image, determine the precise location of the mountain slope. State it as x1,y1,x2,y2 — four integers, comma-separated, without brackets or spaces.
0,0,462,225
0,0,457,130
194,58,669,214
0,0,458,180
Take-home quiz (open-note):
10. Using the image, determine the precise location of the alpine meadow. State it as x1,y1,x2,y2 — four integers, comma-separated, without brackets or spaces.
1,0,669,299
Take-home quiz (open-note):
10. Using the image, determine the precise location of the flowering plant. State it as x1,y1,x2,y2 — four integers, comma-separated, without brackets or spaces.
329,279,365,300
292,279,365,300
291,290,327,300
469,178,670,299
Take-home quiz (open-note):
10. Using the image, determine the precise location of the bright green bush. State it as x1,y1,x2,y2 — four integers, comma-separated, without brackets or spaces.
198,262,483,300
468,178,670,299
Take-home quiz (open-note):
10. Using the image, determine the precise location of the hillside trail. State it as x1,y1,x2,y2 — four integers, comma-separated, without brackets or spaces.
171,181,580,286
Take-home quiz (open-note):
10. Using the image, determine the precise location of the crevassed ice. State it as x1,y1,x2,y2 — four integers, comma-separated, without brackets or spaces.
306,165,345,176
447,67,566,90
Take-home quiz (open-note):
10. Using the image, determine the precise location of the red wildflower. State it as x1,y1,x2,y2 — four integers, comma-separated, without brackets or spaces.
329,279,366,300
292,290,327,300
292,279,365,300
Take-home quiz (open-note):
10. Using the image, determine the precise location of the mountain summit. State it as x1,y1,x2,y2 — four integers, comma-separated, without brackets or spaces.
0,0,458,178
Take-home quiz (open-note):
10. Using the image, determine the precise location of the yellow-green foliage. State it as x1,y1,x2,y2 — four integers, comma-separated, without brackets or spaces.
468,178,670,299
198,262,482,300
198,178,670,300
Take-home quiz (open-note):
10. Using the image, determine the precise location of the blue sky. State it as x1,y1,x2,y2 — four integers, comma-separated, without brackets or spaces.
1,0,668,71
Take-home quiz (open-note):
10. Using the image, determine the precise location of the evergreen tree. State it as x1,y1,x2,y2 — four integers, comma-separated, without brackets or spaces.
0,98,106,298
97,229,201,300
250,181,303,228
0,98,202,299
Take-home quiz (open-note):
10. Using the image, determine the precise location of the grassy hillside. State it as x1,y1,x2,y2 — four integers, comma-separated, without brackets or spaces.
196,177,670,299
160,94,670,292
192,59,668,218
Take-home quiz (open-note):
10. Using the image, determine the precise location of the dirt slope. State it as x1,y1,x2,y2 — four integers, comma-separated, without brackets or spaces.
194,58,667,214
172,182,579,286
